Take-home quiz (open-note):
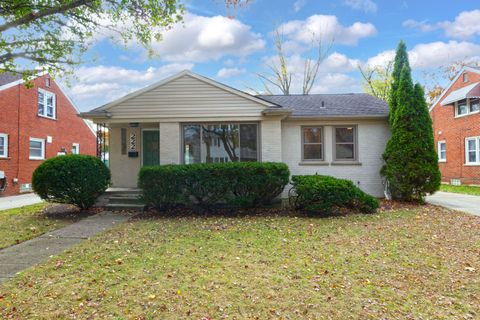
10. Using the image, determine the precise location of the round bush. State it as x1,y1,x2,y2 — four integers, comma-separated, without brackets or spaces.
32,155,111,209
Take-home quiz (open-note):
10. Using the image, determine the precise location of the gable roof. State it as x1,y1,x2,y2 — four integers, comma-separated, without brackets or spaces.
257,93,389,118
0,72,23,86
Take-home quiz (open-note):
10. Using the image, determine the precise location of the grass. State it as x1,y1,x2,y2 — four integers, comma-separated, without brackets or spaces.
440,184,480,196
0,205,479,319
0,203,77,249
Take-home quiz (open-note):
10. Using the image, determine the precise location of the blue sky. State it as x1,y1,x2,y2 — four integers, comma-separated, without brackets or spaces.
65,0,480,111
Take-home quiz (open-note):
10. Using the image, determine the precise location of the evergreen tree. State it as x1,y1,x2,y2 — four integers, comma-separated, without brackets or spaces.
381,48,441,202
388,41,410,124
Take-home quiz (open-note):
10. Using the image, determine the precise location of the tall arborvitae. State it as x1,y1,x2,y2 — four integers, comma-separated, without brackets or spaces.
381,44,441,202
388,41,410,124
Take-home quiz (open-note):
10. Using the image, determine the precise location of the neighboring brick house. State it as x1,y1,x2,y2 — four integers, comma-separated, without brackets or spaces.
430,66,480,186
0,72,97,196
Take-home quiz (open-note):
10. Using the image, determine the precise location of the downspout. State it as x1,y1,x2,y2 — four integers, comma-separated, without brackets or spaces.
16,84,21,184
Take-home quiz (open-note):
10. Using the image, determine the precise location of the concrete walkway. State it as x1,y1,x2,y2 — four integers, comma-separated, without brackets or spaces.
0,211,132,283
0,193,42,211
426,191,480,217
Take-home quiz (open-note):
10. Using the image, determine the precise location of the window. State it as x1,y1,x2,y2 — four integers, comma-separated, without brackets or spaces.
466,137,480,165
302,127,323,160
0,133,8,158
72,143,80,154
183,123,258,164
29,138,45,160
438,141,446,162
457,100,468,116
470,98,479,113
334,126,356,161
38,89,56,119
456,98,479,117
463,73,468,83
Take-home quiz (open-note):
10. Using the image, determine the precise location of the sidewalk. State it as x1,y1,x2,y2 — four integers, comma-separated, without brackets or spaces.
0,193,43,211
0,211,132,283
426,191,480,217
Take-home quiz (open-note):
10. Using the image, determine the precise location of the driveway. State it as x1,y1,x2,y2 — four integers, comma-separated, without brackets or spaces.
426,191,480,216
0,193,43,211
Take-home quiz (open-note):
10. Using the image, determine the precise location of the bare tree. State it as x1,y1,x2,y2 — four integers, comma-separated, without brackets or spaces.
358,60,394,102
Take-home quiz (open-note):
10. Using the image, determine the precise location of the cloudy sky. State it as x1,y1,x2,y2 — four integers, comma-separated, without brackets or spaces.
63,0,480,111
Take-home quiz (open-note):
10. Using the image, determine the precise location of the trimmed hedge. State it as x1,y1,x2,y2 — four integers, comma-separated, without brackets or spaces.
138,162,290,210
290,175,379,214
32,155,111,210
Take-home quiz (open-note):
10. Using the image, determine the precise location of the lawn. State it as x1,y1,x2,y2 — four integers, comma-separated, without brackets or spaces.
440,184,480,196
0,205,478,319
0,203,78,249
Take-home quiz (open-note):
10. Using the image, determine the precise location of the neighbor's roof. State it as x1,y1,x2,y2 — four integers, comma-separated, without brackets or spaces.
0,72,23,86
441,82,480,105
257,93,389,118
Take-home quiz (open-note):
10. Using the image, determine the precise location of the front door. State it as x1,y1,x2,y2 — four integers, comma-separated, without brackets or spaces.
142,130,160,166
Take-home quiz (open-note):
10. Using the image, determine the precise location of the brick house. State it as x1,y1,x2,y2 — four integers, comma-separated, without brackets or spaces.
430,66,480,185
0,73,97,196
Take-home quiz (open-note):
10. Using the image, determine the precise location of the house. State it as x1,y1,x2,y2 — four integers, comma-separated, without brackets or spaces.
80,71,390,197
429,66,480,186
0,72,97,196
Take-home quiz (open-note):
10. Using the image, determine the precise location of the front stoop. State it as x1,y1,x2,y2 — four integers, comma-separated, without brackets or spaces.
98,189,145,211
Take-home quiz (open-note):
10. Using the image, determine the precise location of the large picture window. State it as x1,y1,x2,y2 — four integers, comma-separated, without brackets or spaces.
183,123,258,164
334,126,357,161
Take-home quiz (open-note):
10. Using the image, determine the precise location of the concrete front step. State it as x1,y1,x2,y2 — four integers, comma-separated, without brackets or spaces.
105,203,145,211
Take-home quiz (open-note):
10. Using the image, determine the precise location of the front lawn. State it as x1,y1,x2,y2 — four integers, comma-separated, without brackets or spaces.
0,206,478,319
0,203,78,249
440,184,480,196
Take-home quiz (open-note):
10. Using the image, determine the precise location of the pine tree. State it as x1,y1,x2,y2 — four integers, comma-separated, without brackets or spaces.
381,46,441,202
388,41,410,124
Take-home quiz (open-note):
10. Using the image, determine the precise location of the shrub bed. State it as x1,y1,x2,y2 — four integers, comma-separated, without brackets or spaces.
32,155,111,210
290,175,379,214
138,162,290,210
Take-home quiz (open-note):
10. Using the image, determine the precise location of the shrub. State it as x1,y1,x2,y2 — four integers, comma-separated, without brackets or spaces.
290,175,379,215
32,155,110,210
138,162,290,210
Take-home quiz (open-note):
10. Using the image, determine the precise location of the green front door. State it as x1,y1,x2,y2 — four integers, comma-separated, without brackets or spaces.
142,130,160,166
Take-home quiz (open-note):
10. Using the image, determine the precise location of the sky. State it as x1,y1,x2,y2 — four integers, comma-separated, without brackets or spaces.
63,0,480,111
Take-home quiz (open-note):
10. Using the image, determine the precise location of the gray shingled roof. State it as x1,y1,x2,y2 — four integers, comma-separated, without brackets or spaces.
0,72,23,86
257,93,388,117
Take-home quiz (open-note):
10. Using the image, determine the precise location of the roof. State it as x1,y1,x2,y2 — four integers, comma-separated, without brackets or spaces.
0,72,23,86
257,93,389,118
440,82,480,105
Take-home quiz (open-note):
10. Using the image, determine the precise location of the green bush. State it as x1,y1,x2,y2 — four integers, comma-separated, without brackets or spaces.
32,155,111,210
138,162,290,210
290,175,379,215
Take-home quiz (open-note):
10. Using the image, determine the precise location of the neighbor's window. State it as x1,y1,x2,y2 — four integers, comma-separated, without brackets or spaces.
469,98,479,113
0,133,8,158
183,123,258,164
463,73,468,82
438,141,446,162
457,100,468,116
72,143,80,154
466,137,480,165
334,126,356,161
302,127,323,160
29,138,45,160
38,89,56,119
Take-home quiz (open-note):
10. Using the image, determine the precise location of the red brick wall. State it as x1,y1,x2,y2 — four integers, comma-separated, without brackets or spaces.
430,70,480,185
0,75,96,196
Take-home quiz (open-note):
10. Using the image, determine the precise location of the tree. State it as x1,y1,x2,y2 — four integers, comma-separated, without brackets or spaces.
358,60,393,102
0,0,184,80
388,40,410,124
255,30,333,95
381,42,441,202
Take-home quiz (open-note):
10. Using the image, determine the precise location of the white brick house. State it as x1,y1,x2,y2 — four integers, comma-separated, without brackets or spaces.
81,71,390,197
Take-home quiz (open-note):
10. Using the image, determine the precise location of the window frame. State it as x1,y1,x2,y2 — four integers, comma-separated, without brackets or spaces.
333,125,358,162
72,143,80,154
29,137,46,160
38,88,56,120
455,98,479,118
181,122,260,164
0,133,8,158
437,140,446,162
463,73,468,83
465,136,480,165
301,126,324,161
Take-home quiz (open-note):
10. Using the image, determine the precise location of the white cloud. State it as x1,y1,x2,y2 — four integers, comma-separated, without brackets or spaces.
277,14,377,46
293,0,307,12
217,67,246,78
403,10,480,40
343,0,377,14
310,73,361,93
66,63,193,110
322,52,360,72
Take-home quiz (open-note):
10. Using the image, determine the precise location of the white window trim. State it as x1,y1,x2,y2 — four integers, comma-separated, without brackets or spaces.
0,133,8,158
465,136,480,166
437,140,446,162
72,143,80,154
29,137,45,160
455,98,480,118
38,88,56,120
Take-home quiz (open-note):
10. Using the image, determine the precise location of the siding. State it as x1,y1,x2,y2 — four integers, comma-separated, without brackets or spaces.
107,74,269,120
281,119,390,197
109,126,141,188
